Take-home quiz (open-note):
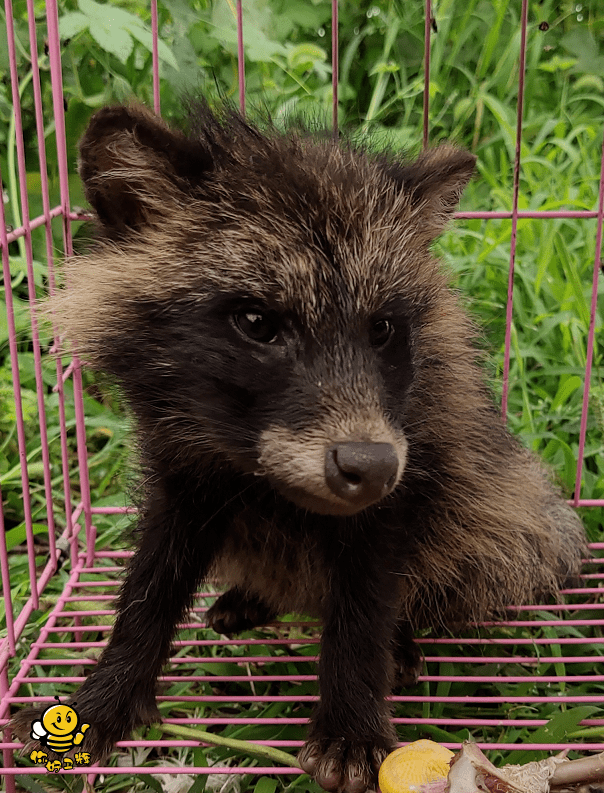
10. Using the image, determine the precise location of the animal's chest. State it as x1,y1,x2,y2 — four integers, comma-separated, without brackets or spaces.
211,514,327,618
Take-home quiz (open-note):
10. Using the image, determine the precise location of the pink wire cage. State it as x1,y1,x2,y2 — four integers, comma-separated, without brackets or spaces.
1,0,604,790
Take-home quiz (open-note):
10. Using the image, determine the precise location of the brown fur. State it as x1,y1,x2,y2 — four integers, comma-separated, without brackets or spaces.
12,102,586,792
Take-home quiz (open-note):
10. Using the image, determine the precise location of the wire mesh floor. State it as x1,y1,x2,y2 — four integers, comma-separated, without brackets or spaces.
3,542,604,783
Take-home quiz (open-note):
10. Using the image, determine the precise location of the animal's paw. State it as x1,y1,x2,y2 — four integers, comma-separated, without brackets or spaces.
298,737,393,793
9,705,104,765
393,640,424,689
206,587,276,635
391,622,424,690
9,687,160,766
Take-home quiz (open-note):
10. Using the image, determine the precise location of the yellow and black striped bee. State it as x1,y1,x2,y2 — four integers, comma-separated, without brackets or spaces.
30,697,89,754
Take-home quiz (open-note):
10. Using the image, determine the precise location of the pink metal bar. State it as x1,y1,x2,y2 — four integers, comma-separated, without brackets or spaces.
0,486,15,656
1,205,64,245
3,715,598,730
455,209,601,219
45,1,72,258
3,0,40,610
0,558,86,717
21,653,597,665
1,667,15,793
19,672,604,686
20,0,61,564
572,133,604,505
151,0,160,114
1,766,303,776
389,695,604,704
416,636,604,645
46,0,86,569
422,0,432,148
237,0,245,114
500,0,528,420
54,209,602,224
332,0,339,133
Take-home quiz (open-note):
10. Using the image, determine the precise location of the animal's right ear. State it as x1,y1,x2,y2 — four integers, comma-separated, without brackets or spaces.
382,144,476,241
78,104,215,235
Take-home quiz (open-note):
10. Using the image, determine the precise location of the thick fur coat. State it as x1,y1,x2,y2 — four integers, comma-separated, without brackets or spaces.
13,103,586,792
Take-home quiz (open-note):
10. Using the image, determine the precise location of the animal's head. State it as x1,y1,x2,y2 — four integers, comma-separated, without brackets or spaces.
54,103,476,515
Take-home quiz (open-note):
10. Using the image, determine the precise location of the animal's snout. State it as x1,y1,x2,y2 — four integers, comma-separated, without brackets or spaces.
258,424,407,515
325,442,399,507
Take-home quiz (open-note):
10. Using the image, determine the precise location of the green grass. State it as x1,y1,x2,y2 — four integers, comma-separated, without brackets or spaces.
1,0,603,790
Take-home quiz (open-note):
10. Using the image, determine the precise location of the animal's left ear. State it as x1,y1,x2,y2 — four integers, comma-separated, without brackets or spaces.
385,144,476,240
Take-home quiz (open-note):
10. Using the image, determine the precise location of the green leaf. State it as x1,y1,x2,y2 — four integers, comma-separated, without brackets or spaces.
88,21,133,62
551,375,582,411
188,749,208,793
188,774,208,793
561,28,604,76
125,26,179,71
369,61,400,77
210,0,287,63
240,26,288,62
573,74,604,93
135,776,163,793
4,522,48,551
10,774,51,793
78,0,145,30
287,43,327,72
539,56,577,73
74,0,178,68
254,778,279,793
59,11,90,39
512,706,601,765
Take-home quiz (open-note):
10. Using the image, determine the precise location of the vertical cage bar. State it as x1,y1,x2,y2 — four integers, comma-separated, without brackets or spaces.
0,482,16,657
45,0,73,259
0,195,17,649
500,0,528,420
46,0,95,559
37,2,76,559
237,0,246,115
332,0,339,134
1,664,16,793
23,0,61,564
151,0,161,114
423,0,432,148
572,135,604,506
2,0,39,608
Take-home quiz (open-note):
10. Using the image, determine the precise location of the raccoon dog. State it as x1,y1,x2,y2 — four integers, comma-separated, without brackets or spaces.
13,103,585,792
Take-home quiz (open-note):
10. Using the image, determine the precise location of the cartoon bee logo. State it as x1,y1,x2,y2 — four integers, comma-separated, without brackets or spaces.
30,697,90,754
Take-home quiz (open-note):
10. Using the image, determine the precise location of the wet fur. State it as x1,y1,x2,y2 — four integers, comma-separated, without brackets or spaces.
11,103,586,792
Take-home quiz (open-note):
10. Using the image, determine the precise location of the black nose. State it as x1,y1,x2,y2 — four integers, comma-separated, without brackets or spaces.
325,442,399,507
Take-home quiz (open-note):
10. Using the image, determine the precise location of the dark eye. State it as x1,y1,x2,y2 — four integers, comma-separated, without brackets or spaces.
369,318,393,348
234,309,279,344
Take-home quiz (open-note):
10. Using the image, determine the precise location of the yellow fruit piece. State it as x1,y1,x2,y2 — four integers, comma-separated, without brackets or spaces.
378,740,455,793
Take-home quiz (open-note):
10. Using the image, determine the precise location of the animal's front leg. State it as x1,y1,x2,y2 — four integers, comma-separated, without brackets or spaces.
298,537,400,793
12,472,228,762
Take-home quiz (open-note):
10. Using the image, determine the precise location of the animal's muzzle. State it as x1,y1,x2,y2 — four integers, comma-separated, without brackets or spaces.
325,442,399,508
